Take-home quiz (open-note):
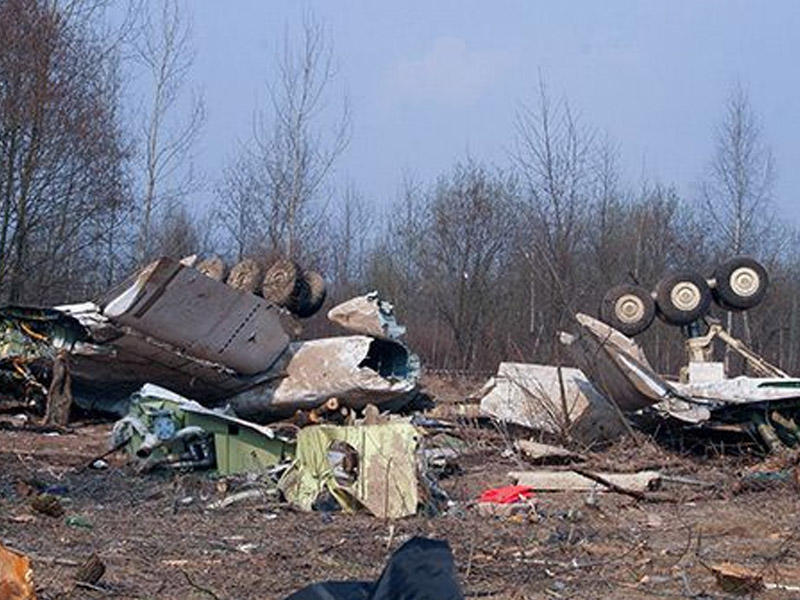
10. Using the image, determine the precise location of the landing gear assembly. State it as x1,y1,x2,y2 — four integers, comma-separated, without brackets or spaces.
599,256,769,337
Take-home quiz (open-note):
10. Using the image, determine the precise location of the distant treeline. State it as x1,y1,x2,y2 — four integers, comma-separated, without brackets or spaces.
1,0,795,377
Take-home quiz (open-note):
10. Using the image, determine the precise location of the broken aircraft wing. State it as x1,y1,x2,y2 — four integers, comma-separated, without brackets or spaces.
562,313,695,413
563,313,800,436
103,257,289,375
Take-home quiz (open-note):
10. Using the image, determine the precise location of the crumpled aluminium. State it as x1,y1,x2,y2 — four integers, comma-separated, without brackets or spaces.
279,421,419,519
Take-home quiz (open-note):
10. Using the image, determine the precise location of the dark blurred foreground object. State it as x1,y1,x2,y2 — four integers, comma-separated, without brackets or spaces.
284,537,463,600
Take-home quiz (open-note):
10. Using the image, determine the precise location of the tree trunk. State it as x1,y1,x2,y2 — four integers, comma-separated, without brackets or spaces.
44,350,72,426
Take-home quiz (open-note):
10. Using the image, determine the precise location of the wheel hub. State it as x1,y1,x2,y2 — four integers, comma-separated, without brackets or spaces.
615,294,645,323
729,267,760,297
670,282,701,311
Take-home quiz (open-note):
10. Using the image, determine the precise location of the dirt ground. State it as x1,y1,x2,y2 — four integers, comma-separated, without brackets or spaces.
2,407,800,599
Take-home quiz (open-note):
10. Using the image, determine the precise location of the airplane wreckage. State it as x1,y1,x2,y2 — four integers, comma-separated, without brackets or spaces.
482,256,800,452
0,256,430,518
0,256,420,422
1,253,799,488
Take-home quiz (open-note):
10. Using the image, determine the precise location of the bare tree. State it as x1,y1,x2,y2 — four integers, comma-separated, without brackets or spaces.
328,184,374,296
134,0,204,261
364,174,427,314
253,13,350,260
702,84,776,367
150,202,208,259
0,0,132,303
215,149,269,261
513,79,595,355
703,83,775,256
589,136,624,276
416,162,516,369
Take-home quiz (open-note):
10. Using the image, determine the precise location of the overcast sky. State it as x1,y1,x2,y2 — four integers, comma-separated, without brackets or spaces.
154,1,800,221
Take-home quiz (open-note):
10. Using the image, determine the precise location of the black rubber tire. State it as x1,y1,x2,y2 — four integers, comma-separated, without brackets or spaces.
261,258,299,307
655,270,712,326
226,258,262,294
262,259,310,316
294,271,327,318
712,256,768,311
196,255,227,281
599,284,656,336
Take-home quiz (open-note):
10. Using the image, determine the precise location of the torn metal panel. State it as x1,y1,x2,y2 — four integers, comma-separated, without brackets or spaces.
564,314,800,446
103,257,288,375
564,314,716,423
2,264,422,423
113,384,292,475
327,292,406,340
509,469,661,493
579,314,654,369
68,324,250,407
181,403,293,475
515,440,586,463
53,302,120,343
479,362,626,444
563,313,687,412
230,336,420,422
675,376,800,404
278,422,419,519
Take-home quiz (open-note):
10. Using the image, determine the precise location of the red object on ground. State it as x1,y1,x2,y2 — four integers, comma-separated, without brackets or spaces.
479,485,534,504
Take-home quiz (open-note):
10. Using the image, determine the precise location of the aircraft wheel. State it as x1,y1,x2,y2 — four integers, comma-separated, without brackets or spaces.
600,284,656,336
655,270,712,326
712,256,768,311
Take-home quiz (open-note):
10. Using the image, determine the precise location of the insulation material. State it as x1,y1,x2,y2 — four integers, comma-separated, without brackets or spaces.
279,422,419,519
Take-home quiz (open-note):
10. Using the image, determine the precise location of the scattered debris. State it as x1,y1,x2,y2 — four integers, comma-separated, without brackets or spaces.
327,292,406,340
1,258,418,424
65,515,92,529
509,469,661,493
206,488,269,511
30,494,64,518
230,335,420,422
561,313,800,451
474,501,535,519
478,485,534,504
514,440,586,464
8,253,800,599
112,384,293,474
75,553,105,585
734,468,800,493
708,562,764,594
